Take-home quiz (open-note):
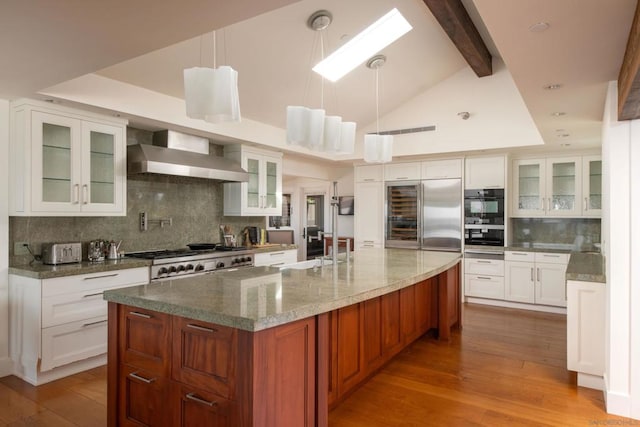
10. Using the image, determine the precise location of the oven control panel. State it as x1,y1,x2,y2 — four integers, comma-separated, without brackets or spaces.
151,253,254,279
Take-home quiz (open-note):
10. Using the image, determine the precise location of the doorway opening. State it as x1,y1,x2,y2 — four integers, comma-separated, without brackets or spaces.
305,195,325,259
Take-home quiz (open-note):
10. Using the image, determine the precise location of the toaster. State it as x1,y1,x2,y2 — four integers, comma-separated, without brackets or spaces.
41,242,82,265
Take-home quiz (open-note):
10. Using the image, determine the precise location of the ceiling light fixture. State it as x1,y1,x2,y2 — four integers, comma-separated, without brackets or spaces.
184,31,241,124
364,55,392,164
529,22,550,32
312,8,412,82
286,10,356,154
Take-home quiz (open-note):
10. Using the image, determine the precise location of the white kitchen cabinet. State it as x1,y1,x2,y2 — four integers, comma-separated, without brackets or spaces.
354,181,384,248
582,155,602,217
9,99,127,216
355,165,383,182
567,279,605,389
464,257,505,300
383,162,421,181
512,156,585,217
223,145,283,216
9,267,149,385
421,158,462,179
253,249,297,267
464,156,505,189
505,251,568,307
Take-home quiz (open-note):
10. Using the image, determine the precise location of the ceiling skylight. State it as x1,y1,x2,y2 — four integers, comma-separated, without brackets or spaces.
312,8,412,82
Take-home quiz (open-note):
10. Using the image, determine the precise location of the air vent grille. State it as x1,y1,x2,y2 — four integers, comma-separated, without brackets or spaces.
367,125,436,136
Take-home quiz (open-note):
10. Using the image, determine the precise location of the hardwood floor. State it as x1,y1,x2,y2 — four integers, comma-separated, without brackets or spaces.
0,304,633,426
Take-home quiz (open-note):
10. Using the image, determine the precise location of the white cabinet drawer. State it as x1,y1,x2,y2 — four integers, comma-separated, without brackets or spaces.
464,258,504,276
42,267,149,297
421,159,462,179
535,252,569,264
40,315,108,371
254,250,297,267
355,165,383,182
383,162,421,181
465,275,505,299
505,251,535,262
355,240,381,249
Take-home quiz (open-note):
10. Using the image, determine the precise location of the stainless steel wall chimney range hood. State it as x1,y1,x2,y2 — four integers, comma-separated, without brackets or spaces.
127,130,249,182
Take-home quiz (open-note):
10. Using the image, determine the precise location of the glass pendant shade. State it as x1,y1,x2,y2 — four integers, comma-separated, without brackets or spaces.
364,134,393,163
184,65,241,123
287,106,355,154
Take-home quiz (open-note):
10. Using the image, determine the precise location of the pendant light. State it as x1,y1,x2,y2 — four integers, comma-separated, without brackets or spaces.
364,55,392,163
286,10,356,154
184,31,241,123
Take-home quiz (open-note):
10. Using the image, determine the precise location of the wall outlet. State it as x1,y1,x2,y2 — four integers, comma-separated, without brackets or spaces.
14,242,29,256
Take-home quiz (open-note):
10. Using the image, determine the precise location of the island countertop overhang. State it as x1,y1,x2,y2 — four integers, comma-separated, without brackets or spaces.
103,248,461,332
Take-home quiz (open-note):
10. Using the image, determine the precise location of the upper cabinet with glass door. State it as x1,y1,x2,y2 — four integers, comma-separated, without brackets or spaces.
512,155,600,218
223,145,282,216
9,99,127,216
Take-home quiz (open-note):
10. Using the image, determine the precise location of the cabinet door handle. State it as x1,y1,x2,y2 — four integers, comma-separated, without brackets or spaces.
270,252,285,256
584,197,588,211
129,372,156,384
129,311,152,319
540,197,544,211
73,184,80,204
363,178,375,182
476,276,492,280
396,176,409,180
476,260,492,264
530,268,534,282
548,198,551,211
187,323,217,333
83,273,118,280
512,252,527,256
270,262,285,266
82,292,104,298
185,393,217,407
82,319,108,328
542,254,560,258
536,268,540,282
82,184,88,204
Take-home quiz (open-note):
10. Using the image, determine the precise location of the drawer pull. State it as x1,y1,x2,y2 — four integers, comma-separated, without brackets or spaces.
542,254,560,258
269,252,285,256
476,276,492,280
185,393,217,407
187,323,217,333
512,252,527,256
270,262,285,266
129,311,152,319
475,260,492,264
83,273,118,281
82,319,108,328
129,372,156,384
82,292,103,298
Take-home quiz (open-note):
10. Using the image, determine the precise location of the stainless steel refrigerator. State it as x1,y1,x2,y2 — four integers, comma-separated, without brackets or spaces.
421,178,462,252
384,178,461,251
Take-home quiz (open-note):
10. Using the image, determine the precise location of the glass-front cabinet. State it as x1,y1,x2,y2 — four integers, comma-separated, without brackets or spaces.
223,145,282,216
512,156,587,217
9,100,127,216
582,155,602,216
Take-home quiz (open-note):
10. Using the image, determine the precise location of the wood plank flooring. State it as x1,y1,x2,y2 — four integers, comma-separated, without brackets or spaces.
0,303,634,426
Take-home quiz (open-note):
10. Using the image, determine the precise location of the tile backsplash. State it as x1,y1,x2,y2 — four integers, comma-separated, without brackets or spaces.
9,128,264,265
510,217,601,252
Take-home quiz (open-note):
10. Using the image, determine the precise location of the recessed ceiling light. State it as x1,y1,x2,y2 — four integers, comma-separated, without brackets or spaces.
529,22,550,32
543,83,563,90
312,8,413,82
551,112,566,116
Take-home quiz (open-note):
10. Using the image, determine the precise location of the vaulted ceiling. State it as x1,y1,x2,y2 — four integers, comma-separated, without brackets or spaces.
1,0,636,162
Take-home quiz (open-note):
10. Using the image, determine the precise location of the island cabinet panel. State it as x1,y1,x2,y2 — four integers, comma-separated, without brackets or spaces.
336,304,366,396
438,263,461,340
171,382,235,427
381,291,403,358
363,298,384,372
400,286,419,343
119,306,171,376
251,317,316,427
171,317,237,399
118,364,168,427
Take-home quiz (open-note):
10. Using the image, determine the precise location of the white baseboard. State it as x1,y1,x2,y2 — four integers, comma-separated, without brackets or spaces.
465,297,567,314
12,354,106,386
604,374,633,418
577,373,605,391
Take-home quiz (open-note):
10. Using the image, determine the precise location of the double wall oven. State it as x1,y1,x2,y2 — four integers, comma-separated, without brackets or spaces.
464,189,505,249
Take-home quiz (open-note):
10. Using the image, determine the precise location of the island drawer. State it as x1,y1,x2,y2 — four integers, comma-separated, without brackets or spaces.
119,305,171,376
172,317,237,399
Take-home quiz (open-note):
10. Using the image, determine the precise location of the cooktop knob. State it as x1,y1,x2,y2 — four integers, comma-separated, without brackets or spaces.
216,262,225,269
186,264,194,271
195,264,204,272
177,265,186,272
168,266,177,273
158,267,168,275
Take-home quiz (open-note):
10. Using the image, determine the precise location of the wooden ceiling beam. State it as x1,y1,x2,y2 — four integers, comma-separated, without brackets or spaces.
422,0,492,77
618,0,640,120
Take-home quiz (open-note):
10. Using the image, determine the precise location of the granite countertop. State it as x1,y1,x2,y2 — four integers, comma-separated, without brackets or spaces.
104,248,461,332
566,253,606,283
9,258,152,279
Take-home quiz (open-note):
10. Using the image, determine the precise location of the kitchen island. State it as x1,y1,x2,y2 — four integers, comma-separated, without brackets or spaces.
104,248,461,426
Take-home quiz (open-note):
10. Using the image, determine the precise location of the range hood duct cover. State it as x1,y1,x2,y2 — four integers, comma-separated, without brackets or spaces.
127,131,249,182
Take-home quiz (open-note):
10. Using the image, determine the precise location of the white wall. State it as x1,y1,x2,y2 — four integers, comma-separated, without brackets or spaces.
0,99,11,376
601,81,639,419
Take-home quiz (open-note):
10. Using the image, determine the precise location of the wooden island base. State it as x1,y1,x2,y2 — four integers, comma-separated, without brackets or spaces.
107,262,460,426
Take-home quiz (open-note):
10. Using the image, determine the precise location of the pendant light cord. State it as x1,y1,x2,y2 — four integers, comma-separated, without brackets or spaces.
375,65,380,135
320,33,325,109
